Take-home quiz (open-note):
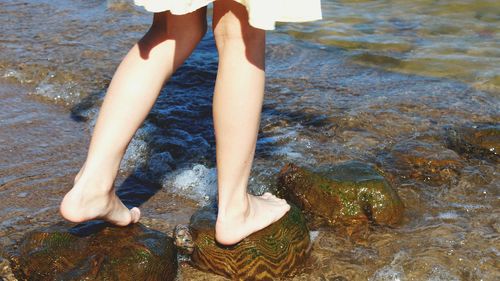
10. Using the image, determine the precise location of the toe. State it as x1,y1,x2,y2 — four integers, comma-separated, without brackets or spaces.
284,203,291,211
106,197,135,226
130,207,141,223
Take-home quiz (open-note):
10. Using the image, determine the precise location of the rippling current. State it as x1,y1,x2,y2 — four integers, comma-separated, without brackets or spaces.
0,0,499,280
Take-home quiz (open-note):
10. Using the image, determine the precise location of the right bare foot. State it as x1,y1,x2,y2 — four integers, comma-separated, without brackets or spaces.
215,192,291,245
60,175,140,226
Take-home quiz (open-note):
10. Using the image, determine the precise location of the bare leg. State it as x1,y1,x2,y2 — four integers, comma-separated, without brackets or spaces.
60,9,207,226
212,0,290,245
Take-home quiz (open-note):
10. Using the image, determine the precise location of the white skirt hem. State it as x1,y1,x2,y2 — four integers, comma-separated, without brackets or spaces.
133,0,322,30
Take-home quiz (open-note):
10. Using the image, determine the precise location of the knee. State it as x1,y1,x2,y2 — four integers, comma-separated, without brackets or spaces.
213,24,264,54
212,0,265,53
213,24,262,42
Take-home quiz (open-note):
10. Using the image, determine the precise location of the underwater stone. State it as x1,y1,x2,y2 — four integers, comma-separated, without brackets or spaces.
380,140,463,185
277,161,404,227
182,204,310,281
445,123,499,162
7,222,177,281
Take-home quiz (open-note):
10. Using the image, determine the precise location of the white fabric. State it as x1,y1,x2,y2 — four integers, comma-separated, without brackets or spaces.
133,0,322,30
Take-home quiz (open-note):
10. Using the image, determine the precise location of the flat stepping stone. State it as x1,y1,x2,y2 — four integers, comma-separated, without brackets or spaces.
277,161,404,227
175,204,310,281
7,222,177,281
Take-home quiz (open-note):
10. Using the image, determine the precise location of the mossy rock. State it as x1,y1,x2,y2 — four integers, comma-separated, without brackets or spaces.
7,222,177,281
277,161,404,227
445,123,499,162
183,204,310,281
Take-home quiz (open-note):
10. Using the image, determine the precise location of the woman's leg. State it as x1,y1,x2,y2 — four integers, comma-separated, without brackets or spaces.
60,8,207,226
212,0,290,245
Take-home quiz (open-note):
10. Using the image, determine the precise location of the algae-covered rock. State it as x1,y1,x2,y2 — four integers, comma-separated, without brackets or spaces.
380,140,463,185
278,161,404,227
8,222,177,281
0,248,17,281
181,204,310,281
445,123,499,162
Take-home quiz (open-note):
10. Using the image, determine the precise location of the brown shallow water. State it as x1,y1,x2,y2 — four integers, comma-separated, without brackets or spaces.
1,0,499,280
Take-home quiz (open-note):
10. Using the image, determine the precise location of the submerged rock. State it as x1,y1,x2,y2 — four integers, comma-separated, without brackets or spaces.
277,161,404,227
445,123,499,162
7,222,177,281
380,140,463,185
179,204,311,281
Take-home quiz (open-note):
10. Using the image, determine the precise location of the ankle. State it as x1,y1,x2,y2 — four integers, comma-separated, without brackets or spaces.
82,155,122,178
217,193,250,221
73,171,115,194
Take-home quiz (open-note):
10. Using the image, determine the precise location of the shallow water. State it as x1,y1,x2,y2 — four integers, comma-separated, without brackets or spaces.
280,0,500,93
1,0,499,280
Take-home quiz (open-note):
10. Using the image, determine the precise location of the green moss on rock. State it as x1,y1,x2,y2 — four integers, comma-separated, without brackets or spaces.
7,222,177,281
278,161,404,227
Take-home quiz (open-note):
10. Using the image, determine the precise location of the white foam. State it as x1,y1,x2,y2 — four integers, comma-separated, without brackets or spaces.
163,164,217,204
120,138,148,172
29,73,82,105
258,129,316,163
120,122,157,172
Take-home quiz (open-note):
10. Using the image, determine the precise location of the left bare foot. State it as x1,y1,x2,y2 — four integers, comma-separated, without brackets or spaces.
60,175,141,226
